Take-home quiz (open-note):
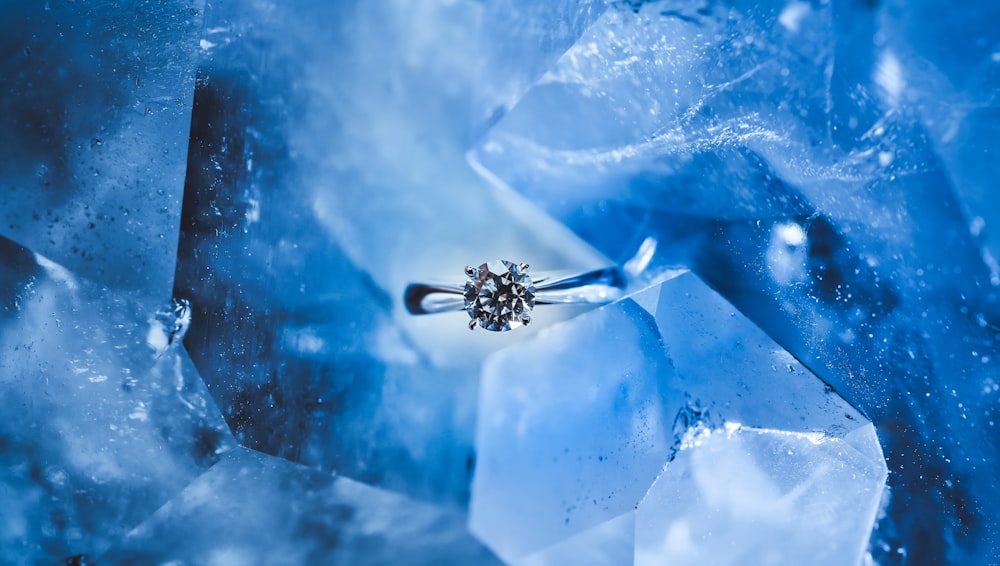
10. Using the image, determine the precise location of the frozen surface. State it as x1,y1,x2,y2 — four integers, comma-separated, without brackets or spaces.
655,272,876,439
173,0,620,505
100,447,502,565
0,236,233,563
471,272,886,564
469,0,825,277
0,0,204,301
519,512,634,566
885,0,1000,279
471,299,675,563
474,0,612,136
472,1,1000,561
2,0,996,562
635,425,885,566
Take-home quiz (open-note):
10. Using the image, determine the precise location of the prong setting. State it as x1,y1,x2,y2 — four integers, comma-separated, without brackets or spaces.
464,260,536,332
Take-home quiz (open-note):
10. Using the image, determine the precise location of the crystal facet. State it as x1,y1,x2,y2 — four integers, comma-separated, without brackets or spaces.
470,272,886,563
0,236,234,563
0,0,204,300
470,1,1000,560
3,0,998,561
100,447,503,565
464,260,536,332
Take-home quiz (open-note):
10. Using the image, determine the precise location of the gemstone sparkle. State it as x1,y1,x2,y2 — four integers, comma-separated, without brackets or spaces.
464,260,536,332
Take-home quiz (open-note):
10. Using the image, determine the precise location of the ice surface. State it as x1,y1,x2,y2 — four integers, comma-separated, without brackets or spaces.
473,0,612,136
4,0,996,561
645,273,886,563
654,272,873,435
0,236,233,563
470,299,675,562
468,1,827,275
519,512,634,566
174,0,623,505
635,425,885,566
471,272,885,563
471,1,1000,561
876,0,1000,281
100,447,502,565
0,0,204,301
688,211,1000,563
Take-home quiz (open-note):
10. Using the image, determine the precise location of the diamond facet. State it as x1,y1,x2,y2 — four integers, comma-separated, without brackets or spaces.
464,260,536,332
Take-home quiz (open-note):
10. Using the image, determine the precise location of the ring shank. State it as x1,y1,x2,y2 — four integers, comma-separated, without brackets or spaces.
404,283,465,315
404,267,626,315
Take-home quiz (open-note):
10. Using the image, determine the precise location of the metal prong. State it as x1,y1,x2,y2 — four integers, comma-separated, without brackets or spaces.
468,319,477,330
519,263,529,272
465,265,475,277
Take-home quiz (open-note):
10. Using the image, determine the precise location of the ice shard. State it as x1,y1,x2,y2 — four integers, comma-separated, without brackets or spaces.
473,0,612,136
640,273,887,565
471,272,886,563
469,1,825,281
0,0,205,301
0,236,233,563
470,298,675,563
174,0,616,506
635,425,884,566
100,447,502,565
470,0,999,560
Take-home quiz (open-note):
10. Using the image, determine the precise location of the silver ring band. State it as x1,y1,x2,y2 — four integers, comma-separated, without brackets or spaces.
404,261,626,332
405,267,627,314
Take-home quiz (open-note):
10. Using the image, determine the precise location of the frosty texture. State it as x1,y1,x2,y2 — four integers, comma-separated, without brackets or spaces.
1,0,994,562
471,272,886,563
0,236,233,563
471,299,674,562
0,0,204,300
471,1,1000,560
100,448,502,565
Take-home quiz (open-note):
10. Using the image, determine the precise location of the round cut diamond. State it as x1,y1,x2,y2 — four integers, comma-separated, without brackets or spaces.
464,260,536,332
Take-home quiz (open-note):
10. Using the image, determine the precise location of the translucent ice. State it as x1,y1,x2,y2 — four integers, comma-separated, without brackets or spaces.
469,2,825,278
474,0,612,135
635,425,885,566
870,0,1000,281
175,0,619,505
100,447,502,565
645,274,885,564
653,272,879,439
470,1,1000,560
471,272,886,563
0,236,233,563
0,0,204,300
649,273,886,564
519,512,634,566
470,299,675,563
693,212,1000,562
4,0,993,562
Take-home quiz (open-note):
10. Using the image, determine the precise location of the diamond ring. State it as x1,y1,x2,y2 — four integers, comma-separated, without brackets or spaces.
404,259,626,332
